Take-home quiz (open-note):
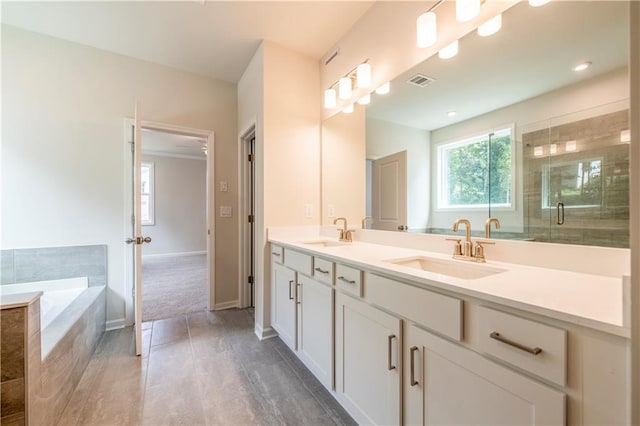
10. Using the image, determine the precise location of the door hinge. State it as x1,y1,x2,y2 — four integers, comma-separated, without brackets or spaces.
248,275,254,284
130,141,134,153
248,215,254,223
248,154,254,162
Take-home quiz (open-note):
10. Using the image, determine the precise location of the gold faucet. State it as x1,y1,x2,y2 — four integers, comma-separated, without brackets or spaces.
485,218,501,238
449,218,494,262
361,216,373,229
333,217,353,242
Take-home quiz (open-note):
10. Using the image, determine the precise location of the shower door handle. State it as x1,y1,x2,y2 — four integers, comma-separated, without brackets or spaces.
556,202,565,225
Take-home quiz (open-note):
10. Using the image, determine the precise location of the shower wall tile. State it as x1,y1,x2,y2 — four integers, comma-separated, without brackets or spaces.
1,250,15,285
12,245,107,287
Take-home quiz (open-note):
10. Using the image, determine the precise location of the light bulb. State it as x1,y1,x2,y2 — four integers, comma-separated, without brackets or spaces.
338,77,352,100
573,61,592,72
528,0,550,7
438,40,459,59
456,0,480,22
478,14,502,37
357,63,371,89
417,12,437,48
358,94,371,105
375,82,390,95
342,104,354,114
324,88,337,109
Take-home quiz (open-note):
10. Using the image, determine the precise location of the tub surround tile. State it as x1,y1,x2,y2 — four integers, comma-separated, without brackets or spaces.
1,250,15,285
0,292,42,310
1,378,25,417
0,412,25,426
1,308,25,382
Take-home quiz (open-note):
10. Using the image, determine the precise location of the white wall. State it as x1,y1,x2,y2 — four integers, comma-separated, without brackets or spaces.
141,155,206,256
1,25,238,325
366,118,430,231
429,68,629,233
238,41,321,338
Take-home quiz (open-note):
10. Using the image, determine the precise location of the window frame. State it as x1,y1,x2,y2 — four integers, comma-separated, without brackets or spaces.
141,161,155,226
435,124,516,212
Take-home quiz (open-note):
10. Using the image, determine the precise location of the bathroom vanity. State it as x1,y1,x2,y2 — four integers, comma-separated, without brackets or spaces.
268,227,630,425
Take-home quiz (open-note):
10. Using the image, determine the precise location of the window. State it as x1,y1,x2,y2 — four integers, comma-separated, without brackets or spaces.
437,127,514,209
542,158,602,208
141,162,154,225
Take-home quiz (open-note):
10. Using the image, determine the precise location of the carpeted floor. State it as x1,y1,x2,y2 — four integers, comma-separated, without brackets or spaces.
142,254,208,322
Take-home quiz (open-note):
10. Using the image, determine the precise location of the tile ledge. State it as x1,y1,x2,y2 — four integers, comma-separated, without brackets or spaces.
1,291,43,309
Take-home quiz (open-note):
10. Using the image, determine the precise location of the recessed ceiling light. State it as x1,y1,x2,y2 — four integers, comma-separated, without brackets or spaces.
573,61,592,72
447,111,457,117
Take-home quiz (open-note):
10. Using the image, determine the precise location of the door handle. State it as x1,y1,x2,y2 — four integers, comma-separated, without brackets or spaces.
397,225,407,231
388,335,397,371
556,202,565,225
125,236,152,245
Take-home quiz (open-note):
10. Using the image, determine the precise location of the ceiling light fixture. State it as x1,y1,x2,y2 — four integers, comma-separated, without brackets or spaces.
573,61,592,72
477,14,502,37
358,94,371,105
342,104,354,114
324,88,337,109
439,40,459,59
417,11,437,48
456,0,481,22
375,82,390,95
528,0,551,7
357,63,371,88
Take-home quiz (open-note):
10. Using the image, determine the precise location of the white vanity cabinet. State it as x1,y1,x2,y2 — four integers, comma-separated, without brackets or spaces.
270,245,334,389
335,291,402,425
404,323,565,426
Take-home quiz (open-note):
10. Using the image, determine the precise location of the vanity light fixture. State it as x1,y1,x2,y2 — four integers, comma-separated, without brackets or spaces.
439,40,459,59
620,129,631,143
358,94,371,105
533,146,544,157
565,140,577,152
417,11,437,48
573,61,592,72
456,0,481,22
478,13,502,37
324,88,337,109
357,63,371,88
338,76,352,100
549,143,557,154
342,103,354,114
375,82,390,95
528,0,550,7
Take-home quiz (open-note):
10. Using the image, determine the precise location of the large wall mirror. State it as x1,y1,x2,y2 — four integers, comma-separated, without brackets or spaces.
321,0,630,248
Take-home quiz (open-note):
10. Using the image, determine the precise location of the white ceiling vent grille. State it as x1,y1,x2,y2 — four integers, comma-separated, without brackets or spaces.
407,73,436,87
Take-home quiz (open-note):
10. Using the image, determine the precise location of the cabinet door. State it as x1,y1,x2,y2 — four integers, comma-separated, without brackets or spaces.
271,262,296,350
335,292,401,425
405,324,565,426
297,275,333,390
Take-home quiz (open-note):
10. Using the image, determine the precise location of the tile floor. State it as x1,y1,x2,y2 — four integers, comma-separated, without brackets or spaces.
56,309,356,425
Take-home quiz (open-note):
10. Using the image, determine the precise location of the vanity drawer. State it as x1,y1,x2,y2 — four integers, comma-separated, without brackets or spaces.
313,257,334,286
335,263,362,297
271,245,284,264
364,273,462,341
478,306,567,386
284,248,313,276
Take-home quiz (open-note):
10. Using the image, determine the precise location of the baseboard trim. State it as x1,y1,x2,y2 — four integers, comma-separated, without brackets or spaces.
142,251,206,260
213,300,238,310
106,318,126,331
254,324,277,341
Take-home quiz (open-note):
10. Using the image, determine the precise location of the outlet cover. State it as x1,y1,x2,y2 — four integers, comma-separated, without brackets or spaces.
304,204,313,218
327,204,335,218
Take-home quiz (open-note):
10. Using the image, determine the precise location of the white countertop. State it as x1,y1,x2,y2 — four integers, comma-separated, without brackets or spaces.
1,290,43,309
268,234,629,338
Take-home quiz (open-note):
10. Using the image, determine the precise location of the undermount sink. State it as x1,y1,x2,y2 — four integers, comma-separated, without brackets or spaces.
384,256,506,280
300,240,348,248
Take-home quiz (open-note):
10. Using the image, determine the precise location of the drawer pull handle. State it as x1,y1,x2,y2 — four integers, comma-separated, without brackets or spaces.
296,283,301,305
490,332,543,355
410,346,419,386
288,280,294,300
388,335,397,370
338,276,356,285
272,252,281,257
314,267,330,274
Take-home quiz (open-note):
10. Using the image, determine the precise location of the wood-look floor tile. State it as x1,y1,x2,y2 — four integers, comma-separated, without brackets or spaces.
142,377,205,426
150,316,189,347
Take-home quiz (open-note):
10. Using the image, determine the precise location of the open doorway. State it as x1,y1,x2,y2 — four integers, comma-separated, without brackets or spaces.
139,128,210,321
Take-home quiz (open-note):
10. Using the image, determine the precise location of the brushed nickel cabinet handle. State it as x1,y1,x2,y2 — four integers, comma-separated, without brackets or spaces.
388,335,397,371
314,267,329,274
337,276,356,285
296,283,301,305
410,346,419,386
490,332,543,355
288,280,294,300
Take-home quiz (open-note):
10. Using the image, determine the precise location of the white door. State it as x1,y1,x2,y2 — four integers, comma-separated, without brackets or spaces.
335,292,402,425
405,323,565,425
127,102,152,356
372,151,407,231
271,262,297,350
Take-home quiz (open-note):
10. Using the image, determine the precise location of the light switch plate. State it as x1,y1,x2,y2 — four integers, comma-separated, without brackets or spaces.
220,206,232,217
304,204,313,218
220,181,228,192
327,204,335,218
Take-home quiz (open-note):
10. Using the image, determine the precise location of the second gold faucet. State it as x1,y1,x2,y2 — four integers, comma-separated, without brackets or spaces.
333,217,354,242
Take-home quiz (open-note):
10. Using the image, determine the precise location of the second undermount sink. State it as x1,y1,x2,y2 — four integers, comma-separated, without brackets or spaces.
384,256,506,280
300,240,348,248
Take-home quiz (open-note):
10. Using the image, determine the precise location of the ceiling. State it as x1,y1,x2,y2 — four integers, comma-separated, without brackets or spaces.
0,1,374,83
366,0,629,131
142,128,207,159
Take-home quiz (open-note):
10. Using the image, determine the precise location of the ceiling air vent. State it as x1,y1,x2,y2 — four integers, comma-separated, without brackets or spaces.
407,73,436,87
